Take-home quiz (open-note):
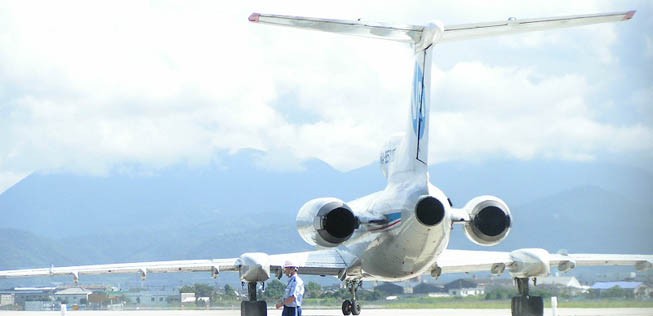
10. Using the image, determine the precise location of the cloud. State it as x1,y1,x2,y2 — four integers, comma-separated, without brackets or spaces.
429,61,653,162
0,171,29,194
646,36,653,59
0,1,650,194
630,87,653,125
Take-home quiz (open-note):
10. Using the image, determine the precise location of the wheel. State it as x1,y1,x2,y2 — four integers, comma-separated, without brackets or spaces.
351,300,361,315
341,299,352,315
240,300,267,316
511,296,526,316
527,296,543,316
511,296,543,316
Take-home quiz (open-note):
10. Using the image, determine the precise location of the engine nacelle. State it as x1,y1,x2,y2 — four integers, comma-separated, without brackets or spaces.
296,198,360,248
463,195,512,246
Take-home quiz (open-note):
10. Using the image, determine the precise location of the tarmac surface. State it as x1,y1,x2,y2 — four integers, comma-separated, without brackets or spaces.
2,309,653,316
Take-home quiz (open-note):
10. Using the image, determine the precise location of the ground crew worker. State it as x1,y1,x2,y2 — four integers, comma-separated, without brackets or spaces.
275,259,304,316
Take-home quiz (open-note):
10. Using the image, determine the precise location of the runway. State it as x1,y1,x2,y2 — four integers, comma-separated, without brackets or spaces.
2,308,653,316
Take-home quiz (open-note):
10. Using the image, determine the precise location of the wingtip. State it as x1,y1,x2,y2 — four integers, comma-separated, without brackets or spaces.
624,10,636,20
248,12,261,23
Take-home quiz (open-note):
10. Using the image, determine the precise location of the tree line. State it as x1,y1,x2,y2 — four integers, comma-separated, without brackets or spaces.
179,281,645,307
179,280,382,305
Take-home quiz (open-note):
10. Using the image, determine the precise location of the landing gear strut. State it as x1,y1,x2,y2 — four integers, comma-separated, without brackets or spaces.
241,281,267,316
511,278,543,316
341,280,362,315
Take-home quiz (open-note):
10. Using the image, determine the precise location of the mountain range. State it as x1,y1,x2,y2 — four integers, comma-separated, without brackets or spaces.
1,149,651,286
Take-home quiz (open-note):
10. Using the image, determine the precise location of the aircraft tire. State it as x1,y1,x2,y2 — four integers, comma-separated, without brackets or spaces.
240,300,267,316
511,296,543,316
351,300,361,315
511,296,526,316
528,296,543,316
341,299,352,315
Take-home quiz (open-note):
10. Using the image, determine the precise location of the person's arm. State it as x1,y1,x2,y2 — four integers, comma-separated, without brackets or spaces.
275,296,296,309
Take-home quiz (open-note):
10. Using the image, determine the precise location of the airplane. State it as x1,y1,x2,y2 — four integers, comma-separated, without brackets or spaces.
1,9,651,316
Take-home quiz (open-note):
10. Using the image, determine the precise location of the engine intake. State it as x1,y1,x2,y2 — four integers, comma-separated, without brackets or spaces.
297,198,360,247
463,195,511,246
415,195,445,226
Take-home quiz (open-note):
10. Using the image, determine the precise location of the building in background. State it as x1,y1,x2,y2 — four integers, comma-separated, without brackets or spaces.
54,287,92,306
445,279,485,297
537,276,587,296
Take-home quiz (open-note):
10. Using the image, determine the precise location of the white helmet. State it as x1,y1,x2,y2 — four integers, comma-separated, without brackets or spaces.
283,259,298,269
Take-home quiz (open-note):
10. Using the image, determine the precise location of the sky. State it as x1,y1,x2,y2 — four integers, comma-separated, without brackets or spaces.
0,0,652,193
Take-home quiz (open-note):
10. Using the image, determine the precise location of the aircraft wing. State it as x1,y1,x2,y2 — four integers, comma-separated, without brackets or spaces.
0,249,351,284
0,258,241,282
249,11,635,45
2,247,650,283
436,248,653,278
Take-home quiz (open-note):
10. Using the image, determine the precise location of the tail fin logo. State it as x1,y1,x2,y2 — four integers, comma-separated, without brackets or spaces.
411,62,426,140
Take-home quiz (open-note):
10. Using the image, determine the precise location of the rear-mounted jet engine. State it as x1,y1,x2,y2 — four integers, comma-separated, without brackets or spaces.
297,198,360,247
462,195,512,246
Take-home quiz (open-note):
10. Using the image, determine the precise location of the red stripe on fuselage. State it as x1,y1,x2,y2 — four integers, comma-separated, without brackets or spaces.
369,220,401,232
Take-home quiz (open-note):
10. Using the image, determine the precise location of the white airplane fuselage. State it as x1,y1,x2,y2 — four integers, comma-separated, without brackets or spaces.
342,179,452,281
339,29,442,281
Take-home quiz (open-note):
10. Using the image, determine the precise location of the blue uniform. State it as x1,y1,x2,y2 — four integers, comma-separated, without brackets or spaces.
282,274,304,316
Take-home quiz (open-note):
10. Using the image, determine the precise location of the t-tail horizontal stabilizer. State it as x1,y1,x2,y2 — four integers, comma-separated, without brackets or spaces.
248,11,636,45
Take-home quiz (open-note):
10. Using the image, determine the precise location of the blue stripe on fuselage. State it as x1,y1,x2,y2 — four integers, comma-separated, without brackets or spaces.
386,212,401,222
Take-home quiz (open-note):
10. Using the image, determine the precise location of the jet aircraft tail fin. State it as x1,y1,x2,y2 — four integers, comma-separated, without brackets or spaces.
248,12,439,178
249,10,635,180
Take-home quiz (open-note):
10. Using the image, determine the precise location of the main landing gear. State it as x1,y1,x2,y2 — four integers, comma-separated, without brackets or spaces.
341,280,362,315
511,278,543,316
241,282,267,316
